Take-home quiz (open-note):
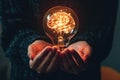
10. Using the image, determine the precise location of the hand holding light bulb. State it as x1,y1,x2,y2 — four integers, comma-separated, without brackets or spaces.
43,6,92,74
28,40,92,74
28,6,92,75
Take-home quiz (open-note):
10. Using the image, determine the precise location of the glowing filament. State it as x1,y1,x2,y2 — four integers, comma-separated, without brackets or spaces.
47,10,75,34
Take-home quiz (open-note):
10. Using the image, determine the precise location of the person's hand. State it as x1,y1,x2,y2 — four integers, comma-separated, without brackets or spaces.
28,40,59,73
28,40,52,59
60,49,86,75
68,41,92,63
60,41,92,75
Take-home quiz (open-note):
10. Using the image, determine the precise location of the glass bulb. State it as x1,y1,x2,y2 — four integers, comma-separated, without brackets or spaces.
43,6,79,51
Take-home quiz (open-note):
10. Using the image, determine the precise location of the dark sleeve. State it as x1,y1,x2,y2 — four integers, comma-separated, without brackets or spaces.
0,0,50,66
70,0,118,64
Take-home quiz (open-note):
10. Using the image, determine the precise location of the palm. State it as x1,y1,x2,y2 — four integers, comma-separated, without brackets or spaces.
68,41,92,62
28,40,59,73
60,41,92,75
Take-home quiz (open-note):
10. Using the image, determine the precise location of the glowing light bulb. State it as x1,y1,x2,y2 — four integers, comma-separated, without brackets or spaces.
43,6,79,51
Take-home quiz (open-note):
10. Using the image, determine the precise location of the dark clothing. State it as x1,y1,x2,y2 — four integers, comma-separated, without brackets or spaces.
0,0,118,80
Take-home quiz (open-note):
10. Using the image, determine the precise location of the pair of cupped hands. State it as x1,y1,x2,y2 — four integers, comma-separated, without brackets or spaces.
28,40,92,75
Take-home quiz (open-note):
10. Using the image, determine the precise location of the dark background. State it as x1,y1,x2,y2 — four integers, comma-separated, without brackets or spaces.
0,0,120,80
102,0,120,72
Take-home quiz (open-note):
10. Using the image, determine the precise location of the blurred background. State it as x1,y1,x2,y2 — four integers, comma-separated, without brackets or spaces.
0,1,120,80
102,0,120,72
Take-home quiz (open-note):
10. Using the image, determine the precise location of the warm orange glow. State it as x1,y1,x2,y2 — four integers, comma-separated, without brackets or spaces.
47,10,75,34
43,6,79,51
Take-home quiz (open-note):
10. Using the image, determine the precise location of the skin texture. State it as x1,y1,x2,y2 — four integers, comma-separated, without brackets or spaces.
60,41,92,74
28,40,92,74
68,41,92,63
28,40,59,73
28,40,52,59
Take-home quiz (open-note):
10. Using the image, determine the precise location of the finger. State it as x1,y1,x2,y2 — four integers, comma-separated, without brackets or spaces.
79,50,90,63
71,50,86,71
59,52,64,71
29,59,34,69
36,47,57,73
60,49,70,72
83,48,91,63
46,50,59,72
28,45,34,58
30,46,52,69
83,54,91,63
28,44,42,59
78,51,87,63
71,50,85,65
65,49,80,74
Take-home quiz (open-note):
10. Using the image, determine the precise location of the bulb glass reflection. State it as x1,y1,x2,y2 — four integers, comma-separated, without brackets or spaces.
43,6,79,51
